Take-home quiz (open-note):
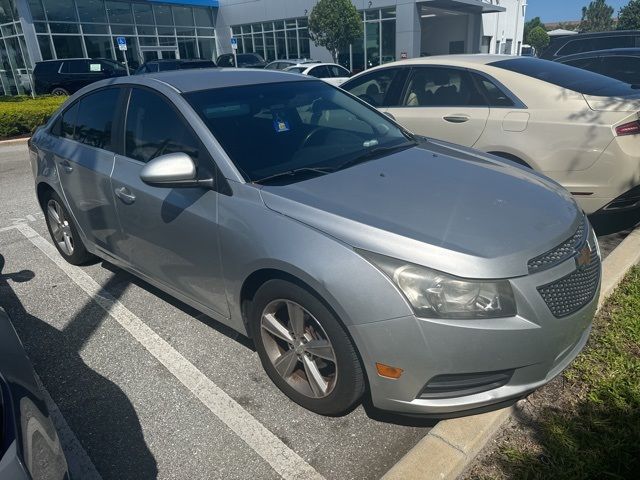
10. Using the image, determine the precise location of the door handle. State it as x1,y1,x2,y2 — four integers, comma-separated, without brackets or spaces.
443,115,470,124
114,186,136,204
59,160,74,173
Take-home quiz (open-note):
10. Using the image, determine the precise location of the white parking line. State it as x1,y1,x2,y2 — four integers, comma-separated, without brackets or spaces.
13,223,325,480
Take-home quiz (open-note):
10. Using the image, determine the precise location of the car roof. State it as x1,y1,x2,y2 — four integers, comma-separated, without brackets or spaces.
370,54,514,69
556,48,640,61
552,29,639,39
107,68,311,92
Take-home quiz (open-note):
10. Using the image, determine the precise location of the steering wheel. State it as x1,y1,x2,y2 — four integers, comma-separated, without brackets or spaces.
299,127,327,150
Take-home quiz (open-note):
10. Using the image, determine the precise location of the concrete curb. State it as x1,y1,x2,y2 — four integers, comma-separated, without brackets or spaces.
0,137,29,146
382,224,640,480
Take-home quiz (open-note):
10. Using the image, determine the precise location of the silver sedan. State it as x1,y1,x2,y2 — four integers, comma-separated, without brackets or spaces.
29,68,600,417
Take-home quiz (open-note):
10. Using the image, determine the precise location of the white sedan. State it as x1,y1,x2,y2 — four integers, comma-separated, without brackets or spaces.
284,63,351,87
342,55,640,215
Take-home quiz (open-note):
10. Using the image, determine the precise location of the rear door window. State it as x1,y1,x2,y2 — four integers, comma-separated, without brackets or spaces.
342,67,402,107
64,60,89,74
561,56,602,72
309,65,331,78
51,102,79,139
125,87,200,163
74,88,120,150
329,65,350,77
401,67,486,107
490,57,639,96
472,74,515,107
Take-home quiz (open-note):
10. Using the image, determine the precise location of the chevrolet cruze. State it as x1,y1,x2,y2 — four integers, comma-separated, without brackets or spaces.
29,68,600,417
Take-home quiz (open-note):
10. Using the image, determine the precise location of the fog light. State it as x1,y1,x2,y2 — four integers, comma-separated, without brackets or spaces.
376,363,404,379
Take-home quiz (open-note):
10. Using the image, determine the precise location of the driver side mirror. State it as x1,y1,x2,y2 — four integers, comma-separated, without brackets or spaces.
140,152,214,189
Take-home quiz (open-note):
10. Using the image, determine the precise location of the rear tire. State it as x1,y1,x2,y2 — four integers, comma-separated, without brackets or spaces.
251,279,365,416
42,190,94,265
51,87,69,96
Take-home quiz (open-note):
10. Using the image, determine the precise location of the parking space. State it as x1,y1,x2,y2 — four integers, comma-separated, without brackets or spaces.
0,144,435,480
1,143,636,480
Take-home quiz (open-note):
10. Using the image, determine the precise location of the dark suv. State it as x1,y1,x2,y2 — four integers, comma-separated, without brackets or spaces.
540,30,640,60
134,58,216,74
33,58,128,95
216,53,266,68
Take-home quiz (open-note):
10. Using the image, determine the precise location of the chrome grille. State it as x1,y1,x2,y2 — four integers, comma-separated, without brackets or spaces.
528,219,587,274
537,253,601,318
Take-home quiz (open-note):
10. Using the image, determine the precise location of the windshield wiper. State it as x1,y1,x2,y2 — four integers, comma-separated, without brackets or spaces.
253,167,332,185
334,142,417,172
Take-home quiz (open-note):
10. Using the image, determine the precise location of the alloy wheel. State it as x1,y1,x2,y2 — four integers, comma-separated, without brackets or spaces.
260,299,338,398
47,199,74,256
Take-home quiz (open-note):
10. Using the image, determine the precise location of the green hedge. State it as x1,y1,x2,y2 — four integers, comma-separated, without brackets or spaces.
0,95,67,140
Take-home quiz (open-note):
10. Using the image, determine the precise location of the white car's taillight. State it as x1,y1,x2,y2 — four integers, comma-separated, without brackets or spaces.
615,120,640,136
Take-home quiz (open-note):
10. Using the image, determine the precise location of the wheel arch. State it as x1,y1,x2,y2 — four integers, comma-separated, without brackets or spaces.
487,151,533,169
36,181,56,211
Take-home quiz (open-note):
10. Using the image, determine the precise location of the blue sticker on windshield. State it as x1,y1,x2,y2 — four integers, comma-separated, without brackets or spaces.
273,116,290,133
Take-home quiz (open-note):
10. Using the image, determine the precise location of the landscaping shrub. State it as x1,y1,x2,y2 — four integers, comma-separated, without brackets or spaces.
0,95,66,140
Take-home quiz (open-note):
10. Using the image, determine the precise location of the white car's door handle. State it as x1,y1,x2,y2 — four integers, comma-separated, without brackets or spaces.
443,115,470,124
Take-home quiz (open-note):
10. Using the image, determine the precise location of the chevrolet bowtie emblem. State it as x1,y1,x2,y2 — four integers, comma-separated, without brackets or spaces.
576,245,592,270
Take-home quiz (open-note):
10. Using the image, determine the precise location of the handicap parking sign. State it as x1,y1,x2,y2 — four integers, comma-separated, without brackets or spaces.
116,36,127,51
231,37,238,50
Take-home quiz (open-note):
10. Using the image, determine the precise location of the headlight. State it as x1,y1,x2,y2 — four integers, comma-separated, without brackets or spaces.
358,250,517,319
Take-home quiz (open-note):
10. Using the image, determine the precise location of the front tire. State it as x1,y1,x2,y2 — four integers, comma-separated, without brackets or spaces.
43,191,94,265
251,279,365,416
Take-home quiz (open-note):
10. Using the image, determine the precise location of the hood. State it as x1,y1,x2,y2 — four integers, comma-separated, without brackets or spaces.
259,141,581,279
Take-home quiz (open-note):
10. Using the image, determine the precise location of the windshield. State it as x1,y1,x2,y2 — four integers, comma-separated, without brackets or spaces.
184,80,413,183
490,57,640,96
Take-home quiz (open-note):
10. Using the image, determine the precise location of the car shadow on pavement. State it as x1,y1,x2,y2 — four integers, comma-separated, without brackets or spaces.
0,254,158,480
99,260,256,350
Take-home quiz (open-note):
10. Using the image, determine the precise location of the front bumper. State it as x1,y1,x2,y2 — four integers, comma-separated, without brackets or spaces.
348,250,599,416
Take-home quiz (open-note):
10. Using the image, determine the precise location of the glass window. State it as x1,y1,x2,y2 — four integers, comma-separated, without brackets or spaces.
198,38,216,60
365,10,379,21
34,22,48,33
342,67,400,107
60,101,79,139
176,27,195,37
157,26,174,36
402,68,486,107
53,36,84,59
125,88,200,163
491,57,639,96
381,20,395,64
42,0,77,22
184,81,412,183
194,7,214,27
558,36,634,56
133,3,154,25
77,0,107,23
299,28,310,59
82,24,109,34
172,6,193,26
286,30,297,58
63,59,88,73
178,38,197,58
153,5,173,25
105,1,132,24
197,27,214,36
75,88,119,150
598,56,640,84
37,35,54,60
137,25,156,36
365,22,380,68
139,36,158,46
562,56,601,71
49,23,79,34
111,24,135,35
28,0,46,21
84,36,113,59
308,65,331,78
381,8,396,19
328,65,349,77
473,74,514,107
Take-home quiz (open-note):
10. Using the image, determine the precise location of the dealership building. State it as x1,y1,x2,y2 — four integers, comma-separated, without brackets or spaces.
0,0,526,95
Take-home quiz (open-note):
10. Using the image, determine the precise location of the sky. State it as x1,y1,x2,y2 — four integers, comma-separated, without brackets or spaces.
525,0,629,23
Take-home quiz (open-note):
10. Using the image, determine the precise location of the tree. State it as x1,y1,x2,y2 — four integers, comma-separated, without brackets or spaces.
618,0,640,30
528,26,550,53
580,0,615,32
524,17,544,44
308,0,362,63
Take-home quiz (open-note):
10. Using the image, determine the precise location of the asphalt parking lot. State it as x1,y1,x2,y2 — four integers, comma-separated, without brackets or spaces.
0,143,636,480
